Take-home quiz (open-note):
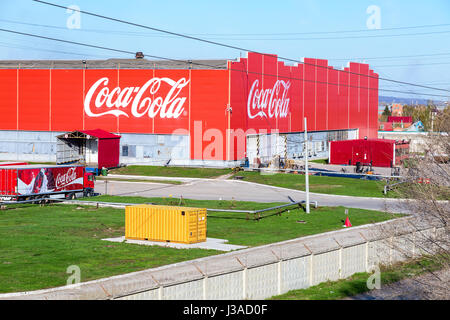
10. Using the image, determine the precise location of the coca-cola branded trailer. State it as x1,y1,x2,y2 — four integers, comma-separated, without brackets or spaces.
0,165,95,201
0,52,379,166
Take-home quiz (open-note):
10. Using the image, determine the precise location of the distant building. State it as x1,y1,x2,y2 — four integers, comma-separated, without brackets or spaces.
379,122,393,131
379,116,412,132
391,103,403,116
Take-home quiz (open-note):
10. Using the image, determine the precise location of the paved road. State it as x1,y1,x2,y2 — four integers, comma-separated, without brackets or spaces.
95,178,408,213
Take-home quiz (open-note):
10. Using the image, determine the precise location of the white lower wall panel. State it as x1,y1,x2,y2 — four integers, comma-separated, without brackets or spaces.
246,264,278,300
312,251,340,285
205,271,244,300
162,280,203,300
414,229,436,256
436,227,449,252
280,257,309,292
368,239,390,269
341,244,366,278
391,234,415,263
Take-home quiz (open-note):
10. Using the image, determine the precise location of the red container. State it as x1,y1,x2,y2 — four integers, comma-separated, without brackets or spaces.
329,139,408,167
0,165,85,199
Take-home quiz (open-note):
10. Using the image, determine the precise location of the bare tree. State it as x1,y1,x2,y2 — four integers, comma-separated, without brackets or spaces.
379,110,450,299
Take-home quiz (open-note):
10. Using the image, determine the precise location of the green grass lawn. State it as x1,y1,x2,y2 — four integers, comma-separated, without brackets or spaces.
310,158,329,164
0,204,216,293
270,255,444,300
232,171,395,198
110,165,231,179
0,197,399,293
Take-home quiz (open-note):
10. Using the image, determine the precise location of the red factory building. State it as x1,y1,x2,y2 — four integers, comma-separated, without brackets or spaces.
0,52,379,166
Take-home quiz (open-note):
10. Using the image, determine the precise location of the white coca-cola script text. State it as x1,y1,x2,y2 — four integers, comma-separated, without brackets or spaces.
84,77,189,118
247,79,290,119
55,167,78,189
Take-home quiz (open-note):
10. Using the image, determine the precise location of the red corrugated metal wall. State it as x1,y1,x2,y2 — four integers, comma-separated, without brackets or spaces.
98,138,120,169
229,53,379,160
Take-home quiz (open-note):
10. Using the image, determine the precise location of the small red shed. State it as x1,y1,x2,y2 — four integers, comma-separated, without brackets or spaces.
56,129,121,170
329,139,409,168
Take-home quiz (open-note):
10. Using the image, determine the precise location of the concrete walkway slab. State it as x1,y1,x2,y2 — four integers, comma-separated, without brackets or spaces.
102,236,247,252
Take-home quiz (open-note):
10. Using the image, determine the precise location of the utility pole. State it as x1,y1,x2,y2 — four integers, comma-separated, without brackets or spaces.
304,117,310,214
431,109,435,132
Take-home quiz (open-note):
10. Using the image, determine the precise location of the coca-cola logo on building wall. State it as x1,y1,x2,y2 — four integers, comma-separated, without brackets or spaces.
84,77,190,119
55,167,78,189
247,79,291,119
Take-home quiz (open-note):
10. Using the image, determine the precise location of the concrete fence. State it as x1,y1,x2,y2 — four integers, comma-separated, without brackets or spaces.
0,215,445,300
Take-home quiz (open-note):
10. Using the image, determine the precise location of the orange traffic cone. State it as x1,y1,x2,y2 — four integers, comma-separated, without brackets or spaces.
344,216,352,228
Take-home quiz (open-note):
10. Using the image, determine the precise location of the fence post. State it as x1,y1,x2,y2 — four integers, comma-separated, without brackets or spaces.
303,244,313,286
203,276,208,300
193,263,207,300
389,236,394,265
271,250,282,295
236,257,247,300
433,227,437,253
334,239,343,279
150,274,163,300
359,232,369,272
158,286,163,300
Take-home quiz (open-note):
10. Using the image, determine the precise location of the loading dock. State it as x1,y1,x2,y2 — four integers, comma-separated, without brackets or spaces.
56,129,121,173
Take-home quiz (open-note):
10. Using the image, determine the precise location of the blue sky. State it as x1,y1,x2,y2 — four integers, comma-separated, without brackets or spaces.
1,0,450,102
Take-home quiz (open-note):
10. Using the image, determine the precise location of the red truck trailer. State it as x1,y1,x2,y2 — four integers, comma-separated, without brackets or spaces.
0,164,95,202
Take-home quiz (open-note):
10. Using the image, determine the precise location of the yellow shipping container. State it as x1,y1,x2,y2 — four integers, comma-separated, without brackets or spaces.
125,204,207,244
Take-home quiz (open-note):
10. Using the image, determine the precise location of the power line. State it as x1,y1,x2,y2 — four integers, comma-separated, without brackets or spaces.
184,23,450,36
374,61,450,68
5,18,450,66
6,17,450,64
0,28,221,70
194,29,450,41
0,28,134,55
0,18,168,38
328,52,450,61
1,27,449,100
7,19,450,67
0,40,116,58
31,0,450,95
5,17,450,37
